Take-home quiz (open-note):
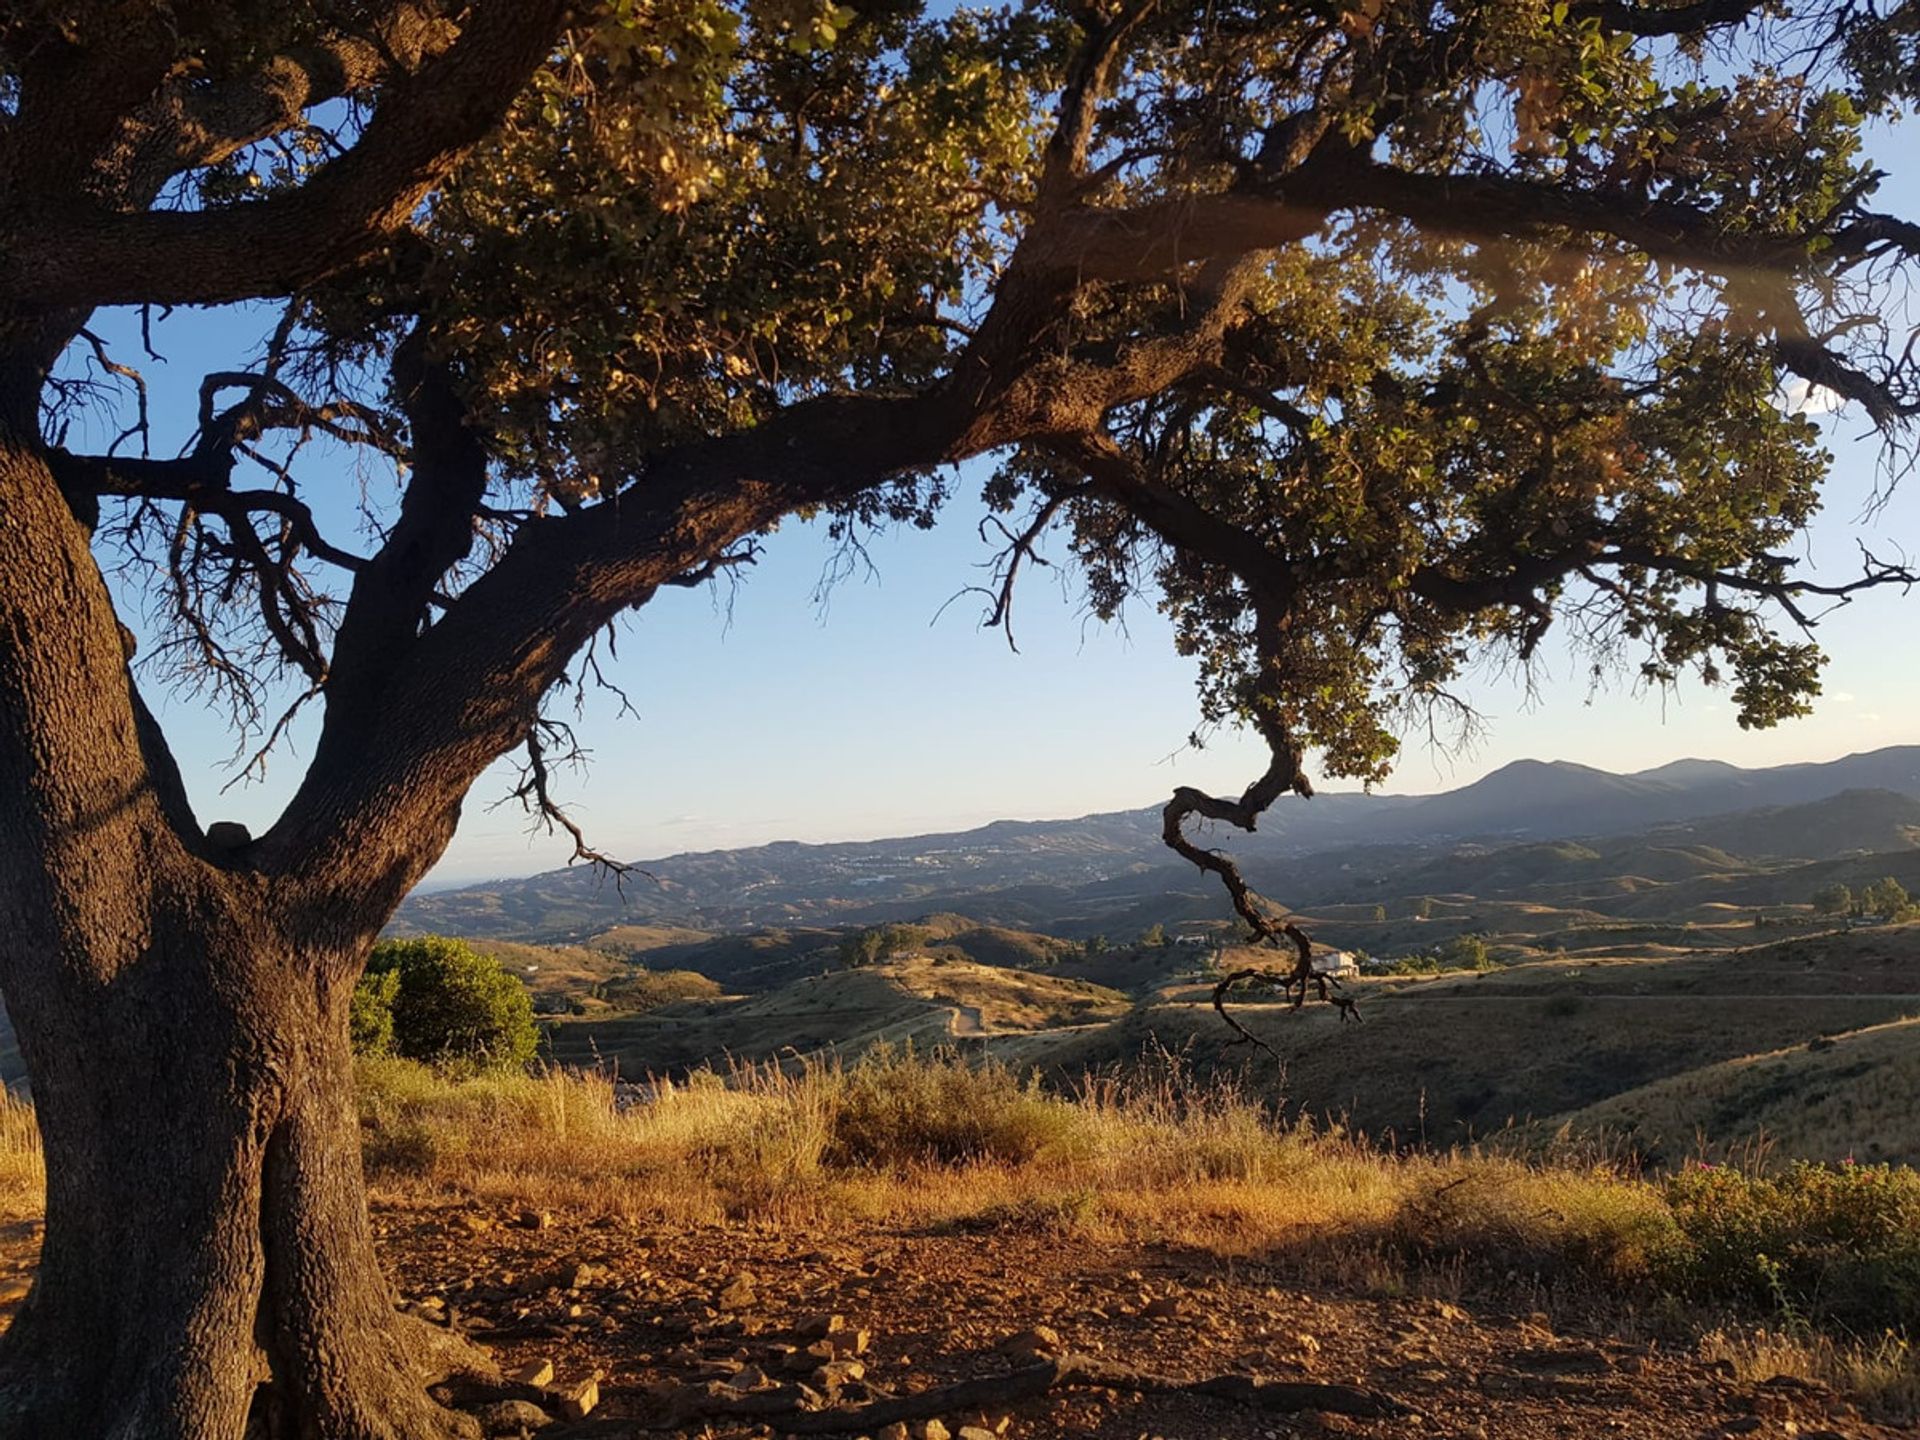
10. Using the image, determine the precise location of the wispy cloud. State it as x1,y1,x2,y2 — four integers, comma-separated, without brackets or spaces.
1830,691,1857,704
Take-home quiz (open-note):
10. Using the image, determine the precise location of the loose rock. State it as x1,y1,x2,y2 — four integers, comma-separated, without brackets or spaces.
553,1377,599,1421
510,1359,554,1387
472,1398,553,1436
999,1325,1062,1357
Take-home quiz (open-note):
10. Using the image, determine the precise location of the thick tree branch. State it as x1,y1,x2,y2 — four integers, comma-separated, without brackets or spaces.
1,0,568,310
324,329,492,720
96,5,459,205
1572,0,1770,38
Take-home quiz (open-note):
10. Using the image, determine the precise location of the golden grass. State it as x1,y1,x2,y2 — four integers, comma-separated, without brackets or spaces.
351,1049,1682,1287
0,1090,42,1218
1699,1325,1920,1425
1549,1016,1920,1168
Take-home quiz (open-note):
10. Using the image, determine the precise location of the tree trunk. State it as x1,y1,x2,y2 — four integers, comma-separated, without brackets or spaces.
0,906,483,1440
0,423,481,1438
8,943,496,1440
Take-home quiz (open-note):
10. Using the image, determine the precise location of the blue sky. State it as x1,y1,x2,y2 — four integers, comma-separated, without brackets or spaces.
63,152,1920,886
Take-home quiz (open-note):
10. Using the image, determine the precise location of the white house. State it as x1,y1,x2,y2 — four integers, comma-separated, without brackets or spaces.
1311,949,1360,978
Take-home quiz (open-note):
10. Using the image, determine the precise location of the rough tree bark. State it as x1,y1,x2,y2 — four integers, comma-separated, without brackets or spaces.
0,423,481,1437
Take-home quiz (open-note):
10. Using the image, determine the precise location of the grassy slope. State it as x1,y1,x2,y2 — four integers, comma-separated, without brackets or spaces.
1547,1016,1920,1167
1028,932,1920,1146
544,957,1128,1075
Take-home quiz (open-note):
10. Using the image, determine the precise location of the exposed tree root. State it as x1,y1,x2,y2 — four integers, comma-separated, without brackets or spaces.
547,1352,1412,1436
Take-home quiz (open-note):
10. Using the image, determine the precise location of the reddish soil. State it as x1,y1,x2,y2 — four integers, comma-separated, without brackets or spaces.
360,1197,1894,1440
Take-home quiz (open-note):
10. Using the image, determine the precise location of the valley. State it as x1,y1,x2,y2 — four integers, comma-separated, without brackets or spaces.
383,748,1920,1171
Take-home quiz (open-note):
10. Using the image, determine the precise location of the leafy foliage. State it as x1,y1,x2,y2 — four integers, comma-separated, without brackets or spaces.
1663,1161,1920,1332
1813,883,1855,917
357,937,539,1072
1861,876,1914,920
348,967,400,1058
837,924,929,969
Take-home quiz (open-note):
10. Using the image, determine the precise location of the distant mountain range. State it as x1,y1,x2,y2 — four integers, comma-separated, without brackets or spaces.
395,745,1920,940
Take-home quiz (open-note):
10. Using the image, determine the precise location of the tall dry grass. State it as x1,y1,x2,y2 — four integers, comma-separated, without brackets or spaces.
0,1089,42,1218
0,1049,1913,1420
353,1045,1684,1283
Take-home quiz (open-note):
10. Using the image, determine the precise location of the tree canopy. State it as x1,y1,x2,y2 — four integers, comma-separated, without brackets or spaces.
12,3,1920,1434
25,1,1920,951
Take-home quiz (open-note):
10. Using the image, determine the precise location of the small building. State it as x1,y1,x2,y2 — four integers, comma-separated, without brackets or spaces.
1311,949,1360,979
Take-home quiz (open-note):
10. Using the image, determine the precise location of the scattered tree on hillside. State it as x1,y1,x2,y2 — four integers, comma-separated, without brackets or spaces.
838,924,928,969
7,2,1920,1433
1813,882,1855,917
1140,923,1169,948
1860,877,1913,920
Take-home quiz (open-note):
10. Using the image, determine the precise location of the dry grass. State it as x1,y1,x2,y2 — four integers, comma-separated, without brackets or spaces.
351,1048,1684,1288
0,1091,42,1218
1550,1016,1920,1168
0,1053,1912,1417
1699,1325,1920,1425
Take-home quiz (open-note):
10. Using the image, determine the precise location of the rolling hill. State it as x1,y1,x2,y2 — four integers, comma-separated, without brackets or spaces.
395,746,1920,940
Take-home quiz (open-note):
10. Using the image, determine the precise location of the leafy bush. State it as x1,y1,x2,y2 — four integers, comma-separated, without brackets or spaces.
1378,935,1496,976
1662,1161,1920,1331
349,967,400,1057
355,936,538,1072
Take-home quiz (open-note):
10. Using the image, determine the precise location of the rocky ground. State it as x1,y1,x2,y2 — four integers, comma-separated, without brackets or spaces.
368,1197,1894,1440
0,1199,1893,1439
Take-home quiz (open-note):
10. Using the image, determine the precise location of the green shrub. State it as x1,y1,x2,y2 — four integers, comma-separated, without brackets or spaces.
349,966,399,1057
356,937,538,1072
1662,1162,1920,1331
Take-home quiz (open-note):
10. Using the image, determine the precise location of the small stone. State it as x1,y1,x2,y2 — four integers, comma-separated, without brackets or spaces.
879,1425,910,1440
957,1429,998,1440
566,1262,598,1289
1141,1295,1184,1319
553,1377,599,1421
472,1398,553,1435
728,1365,771,1391
715,1276,757,1311
999,1325,1062,1357
913,1423,951,1440
796,1312,846,1339
514,1209,551,1231
511,1359,554,1387
811,1359,866,1390
831,1328,871,1358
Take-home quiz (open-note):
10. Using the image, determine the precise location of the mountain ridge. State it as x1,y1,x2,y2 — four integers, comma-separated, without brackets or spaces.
396,745,1920,939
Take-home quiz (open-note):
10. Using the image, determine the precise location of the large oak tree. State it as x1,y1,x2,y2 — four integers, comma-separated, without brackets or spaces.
4,1,1920,1434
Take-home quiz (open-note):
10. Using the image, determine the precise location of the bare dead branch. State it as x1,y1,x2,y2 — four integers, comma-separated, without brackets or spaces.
502,721,635,882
